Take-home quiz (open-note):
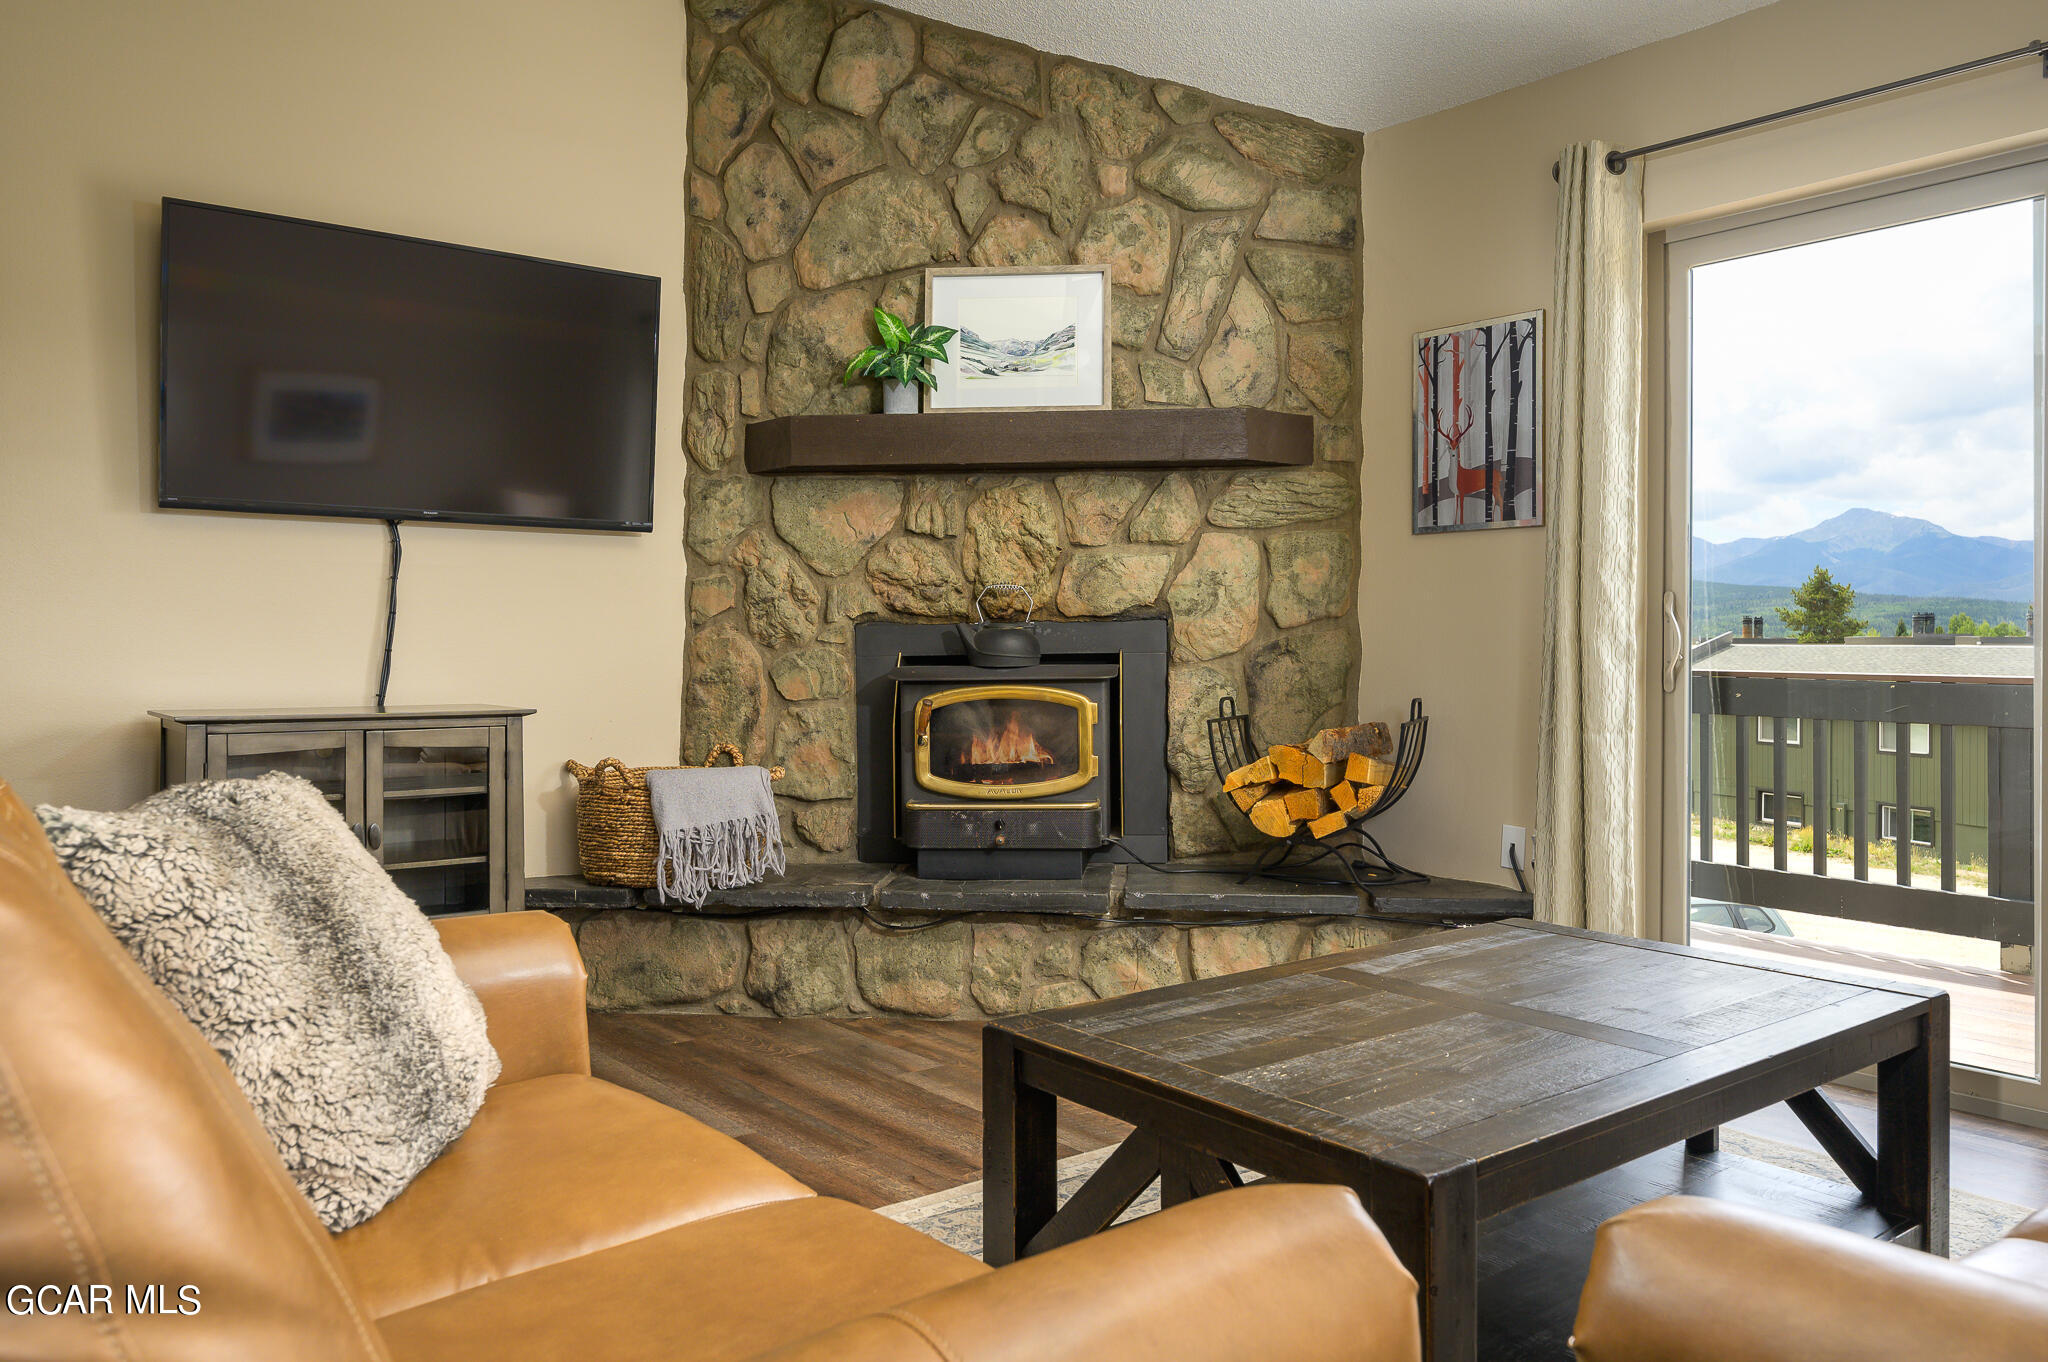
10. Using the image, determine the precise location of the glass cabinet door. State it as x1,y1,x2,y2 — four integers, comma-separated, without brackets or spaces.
208,731,364,828
366,726,503,915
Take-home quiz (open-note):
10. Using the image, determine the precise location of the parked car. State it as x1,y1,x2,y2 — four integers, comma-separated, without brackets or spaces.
1689,900,1795,936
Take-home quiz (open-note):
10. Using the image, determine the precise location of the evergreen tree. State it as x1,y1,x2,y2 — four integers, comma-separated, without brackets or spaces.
1775,566,1867,643
1894,619,1909,636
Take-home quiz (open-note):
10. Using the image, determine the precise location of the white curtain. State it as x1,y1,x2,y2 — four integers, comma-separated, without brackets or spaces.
1535,142,1647,936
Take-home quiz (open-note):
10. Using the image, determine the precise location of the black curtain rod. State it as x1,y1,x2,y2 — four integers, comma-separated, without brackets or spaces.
1552,38,2047,181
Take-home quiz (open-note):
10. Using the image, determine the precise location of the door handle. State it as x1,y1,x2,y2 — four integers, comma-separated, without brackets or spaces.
1662,590,1683,694
364,822,383,852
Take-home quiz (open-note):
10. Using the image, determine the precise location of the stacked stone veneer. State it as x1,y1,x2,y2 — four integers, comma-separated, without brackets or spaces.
681,0,1365,862
563,908,1435,1016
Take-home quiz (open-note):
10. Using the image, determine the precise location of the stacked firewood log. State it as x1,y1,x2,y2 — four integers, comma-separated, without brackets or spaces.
1221,722,1396,841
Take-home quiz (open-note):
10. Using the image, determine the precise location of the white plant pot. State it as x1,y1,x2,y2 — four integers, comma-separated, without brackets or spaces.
882,378,920,414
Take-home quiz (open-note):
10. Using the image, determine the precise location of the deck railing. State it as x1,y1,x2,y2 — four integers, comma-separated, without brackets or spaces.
1689,671,2034,949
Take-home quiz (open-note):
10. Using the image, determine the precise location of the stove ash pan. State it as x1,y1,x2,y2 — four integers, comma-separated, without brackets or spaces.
892,664,1116,880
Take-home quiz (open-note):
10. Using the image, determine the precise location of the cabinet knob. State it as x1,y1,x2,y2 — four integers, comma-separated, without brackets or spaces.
364,822,383,852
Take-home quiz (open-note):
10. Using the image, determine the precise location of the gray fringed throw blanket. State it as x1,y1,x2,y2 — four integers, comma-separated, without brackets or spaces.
647,765,786,906
35,773,499,1231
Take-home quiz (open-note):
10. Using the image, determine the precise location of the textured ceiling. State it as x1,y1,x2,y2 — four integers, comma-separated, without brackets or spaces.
887,0,1780,132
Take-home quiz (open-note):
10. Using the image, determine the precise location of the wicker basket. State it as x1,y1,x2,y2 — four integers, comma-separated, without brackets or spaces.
565,747,782,888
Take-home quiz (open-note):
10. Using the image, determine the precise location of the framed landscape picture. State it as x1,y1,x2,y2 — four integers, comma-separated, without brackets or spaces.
1412,310,1543,532
923,265,1110,412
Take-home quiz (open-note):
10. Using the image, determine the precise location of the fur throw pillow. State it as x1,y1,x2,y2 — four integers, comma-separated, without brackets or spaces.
36,772,499,1231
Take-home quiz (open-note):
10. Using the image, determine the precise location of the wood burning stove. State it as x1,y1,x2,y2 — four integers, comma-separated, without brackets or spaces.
895,668,1116,879
853,616,1170,880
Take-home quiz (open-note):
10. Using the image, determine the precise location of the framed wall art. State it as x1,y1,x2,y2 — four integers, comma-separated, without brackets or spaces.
922,265,1110,412
1412,309,1542,532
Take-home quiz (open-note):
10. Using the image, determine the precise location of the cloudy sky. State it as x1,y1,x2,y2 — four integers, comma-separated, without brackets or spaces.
1690,197,2040,547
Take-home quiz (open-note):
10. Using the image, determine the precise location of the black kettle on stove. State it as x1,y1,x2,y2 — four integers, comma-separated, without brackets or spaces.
957,584,1041,668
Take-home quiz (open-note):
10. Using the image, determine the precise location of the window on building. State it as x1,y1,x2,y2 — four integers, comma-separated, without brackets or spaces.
1878,802,1935,846
1758,791,1805,826
1755,716,1802,745
1877,722,1932,756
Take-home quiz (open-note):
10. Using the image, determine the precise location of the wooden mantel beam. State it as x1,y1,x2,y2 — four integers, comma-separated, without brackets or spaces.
742,407,1313,476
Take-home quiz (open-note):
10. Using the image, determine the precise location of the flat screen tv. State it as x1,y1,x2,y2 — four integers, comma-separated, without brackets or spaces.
158,198,659,531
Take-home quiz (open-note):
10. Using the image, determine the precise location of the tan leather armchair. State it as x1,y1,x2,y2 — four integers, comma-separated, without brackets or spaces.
0,779,1422,1362
1572,1194,2048,1362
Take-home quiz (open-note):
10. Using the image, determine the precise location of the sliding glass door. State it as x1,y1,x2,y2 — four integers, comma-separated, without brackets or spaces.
1662,153,2048,1104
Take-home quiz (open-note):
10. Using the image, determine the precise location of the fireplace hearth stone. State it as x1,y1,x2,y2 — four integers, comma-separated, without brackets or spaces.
525,866,1532,920
876,862,1120,914
527,868,1532,1017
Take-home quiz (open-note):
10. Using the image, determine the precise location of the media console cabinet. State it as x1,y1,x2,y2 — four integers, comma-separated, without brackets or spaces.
152,705,530,916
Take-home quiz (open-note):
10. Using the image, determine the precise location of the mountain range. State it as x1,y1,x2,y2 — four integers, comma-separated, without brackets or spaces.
956,325,1076,379
1694,508,2034,601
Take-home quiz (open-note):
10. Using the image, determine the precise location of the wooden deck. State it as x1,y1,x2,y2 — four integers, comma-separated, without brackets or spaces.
1692,923,2037,1077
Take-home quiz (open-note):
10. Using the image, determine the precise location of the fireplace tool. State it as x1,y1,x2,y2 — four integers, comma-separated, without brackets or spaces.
1206,696,1429,891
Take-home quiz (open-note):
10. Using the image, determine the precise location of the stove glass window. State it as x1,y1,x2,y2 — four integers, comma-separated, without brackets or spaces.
926,693,1084,790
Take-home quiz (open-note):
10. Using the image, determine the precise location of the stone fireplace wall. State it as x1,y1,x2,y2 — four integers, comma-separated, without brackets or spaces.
567,908,1436,1016
681,0,1365,858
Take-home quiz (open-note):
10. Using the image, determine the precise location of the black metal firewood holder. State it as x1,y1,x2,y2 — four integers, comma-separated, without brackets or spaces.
1206,697,1430,892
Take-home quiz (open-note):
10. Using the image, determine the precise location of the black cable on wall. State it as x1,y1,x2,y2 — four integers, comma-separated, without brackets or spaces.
376,520,402,711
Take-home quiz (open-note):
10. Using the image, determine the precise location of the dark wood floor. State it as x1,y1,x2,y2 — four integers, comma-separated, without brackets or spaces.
1726,1080,2048,1208
588,1012,2047,1212
589,1013,1127,1206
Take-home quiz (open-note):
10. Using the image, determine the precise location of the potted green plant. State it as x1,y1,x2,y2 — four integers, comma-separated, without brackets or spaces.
842,308,956,414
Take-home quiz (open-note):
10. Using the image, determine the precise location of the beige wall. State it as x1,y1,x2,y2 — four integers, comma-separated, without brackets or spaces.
1358,0,2048,885
0,0,689,876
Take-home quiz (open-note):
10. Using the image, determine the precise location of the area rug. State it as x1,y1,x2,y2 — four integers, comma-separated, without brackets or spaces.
878,1129,2030,1261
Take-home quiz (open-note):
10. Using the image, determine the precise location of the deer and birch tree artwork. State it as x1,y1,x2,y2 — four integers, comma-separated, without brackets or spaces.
1413,311,1542,533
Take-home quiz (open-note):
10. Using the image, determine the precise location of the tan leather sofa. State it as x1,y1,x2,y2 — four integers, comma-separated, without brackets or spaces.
1572,1194,2048,1361
0,781,1422,1362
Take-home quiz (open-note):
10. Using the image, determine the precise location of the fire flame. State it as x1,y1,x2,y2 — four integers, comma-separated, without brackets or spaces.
966,711,1054,768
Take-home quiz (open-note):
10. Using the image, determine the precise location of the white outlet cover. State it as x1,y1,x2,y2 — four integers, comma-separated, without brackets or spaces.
1501,825,1531,872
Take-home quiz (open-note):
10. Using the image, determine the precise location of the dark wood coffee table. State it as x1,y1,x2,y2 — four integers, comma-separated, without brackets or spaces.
983,920,1948,1362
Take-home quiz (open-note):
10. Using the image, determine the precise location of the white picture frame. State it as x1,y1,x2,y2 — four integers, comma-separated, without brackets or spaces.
922,265,1111,412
